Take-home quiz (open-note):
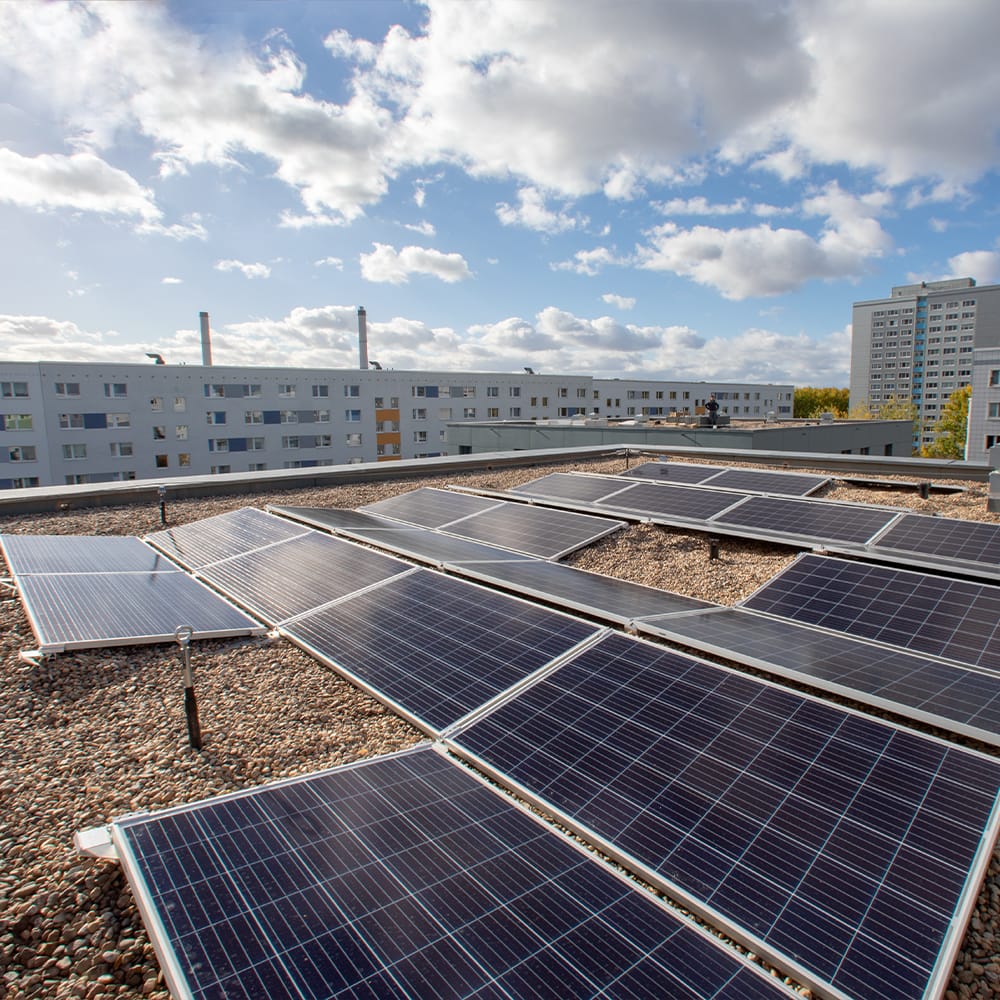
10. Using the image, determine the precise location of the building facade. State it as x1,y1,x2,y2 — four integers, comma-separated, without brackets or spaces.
0,362,794,489
850,277,1000,451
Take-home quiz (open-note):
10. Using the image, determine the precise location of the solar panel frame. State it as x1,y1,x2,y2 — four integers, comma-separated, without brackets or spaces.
449,631,1000,1000
269,504,405,533
196,531,413,625
870,514,1000,580
330,526,539,566
635,606,1000,747
621,462,725,484
1,534,177,575
512,472,637,505
103,744,796,1000
146,508,309,570
280,568,603,735
598,481,749,521
742,553,1000,670
359,487,504,528
699,468,830,497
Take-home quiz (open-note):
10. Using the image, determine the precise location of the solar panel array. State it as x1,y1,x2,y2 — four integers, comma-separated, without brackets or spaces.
636,607,1000,747
108,746,793,1000
360,487,501,528
743,554,1000,670
451,632,1000,1000
623,461,830,496
0,534,262,653
872,514,1000,571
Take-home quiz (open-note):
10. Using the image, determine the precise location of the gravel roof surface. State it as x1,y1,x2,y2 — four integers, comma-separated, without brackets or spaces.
2,454,998,999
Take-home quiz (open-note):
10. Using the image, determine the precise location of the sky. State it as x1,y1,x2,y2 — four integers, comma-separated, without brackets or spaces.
1,0,999,387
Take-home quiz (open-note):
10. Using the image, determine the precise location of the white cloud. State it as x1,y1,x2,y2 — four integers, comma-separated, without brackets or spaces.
215,259,272,279
161,276,182,284
0,149,160,220
403,220,436,236
602,293,635,310
656,196,748,216
496,186,583,233
947,250,1000,286
314,256,344,269
360,243,472,284
551,247,619,276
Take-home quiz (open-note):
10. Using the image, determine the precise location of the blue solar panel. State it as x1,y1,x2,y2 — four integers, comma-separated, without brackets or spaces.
636,607,1000,746
622,462,724,484
451,632,1000,1000
271,505,403,532
599,482,745,521
512,473,633,504
109,747,790,1000
1,534,175,575
360,488,501,528
702,468,829,497
281,570,600,733
743,554,1000,670
872,514,1000,574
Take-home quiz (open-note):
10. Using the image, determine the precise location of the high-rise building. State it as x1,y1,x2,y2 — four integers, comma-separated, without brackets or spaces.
850,278,1000,451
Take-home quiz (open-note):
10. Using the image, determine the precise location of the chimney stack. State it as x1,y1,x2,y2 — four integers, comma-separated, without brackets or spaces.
199,312,213,367
357,306,368,371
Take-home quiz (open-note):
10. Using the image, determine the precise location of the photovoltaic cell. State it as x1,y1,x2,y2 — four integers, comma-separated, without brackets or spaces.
713,495,900,545
873,514,1000,571
270,505,404,532
461,560,715,624
146,508,308,569
451,632,1000,1000
599,482,745,521
636,607,1000,746
701,469,829,497
282,569,600,733
109,746,791,1000
444,503,624,559
197,532,412,625
743,554,1000,670
15,571,261,652
512,473,633,504
360,488,502,528
1,534,176,575
622,462,724,484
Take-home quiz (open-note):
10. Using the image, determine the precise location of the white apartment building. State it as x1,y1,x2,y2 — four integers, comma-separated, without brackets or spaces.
0,361,793,489
850,277,1000,450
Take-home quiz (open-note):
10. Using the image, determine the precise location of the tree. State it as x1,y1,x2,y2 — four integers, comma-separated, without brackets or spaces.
794,387,849,418
921,384,971,459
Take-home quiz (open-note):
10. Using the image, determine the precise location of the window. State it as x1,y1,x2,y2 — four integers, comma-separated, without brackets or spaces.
245,410,263,424
463,407,476,418
4,414,33,430
346,433,363,447
439,407,452,419
59,413,85,429
175,425,188,440
577,388,587,398
206,384,226,398
487,386,499,397
541,396,548,406
989,403,1000,419
104,383,127,398
413,408,427,420
509,386,521,397
212,439,230,452
8,446,36,462
312,385,329,397
178,454,191,467
173,396,186,412
279,384,296,397
414,430,428,443
246,384,262,398
1,381,28,398
378,420,399,432
345,409,362,422
509,407,521,418
559,388,568,398
153,426,166,440
109,442,133,458
207,411,227,425
62,443,87,460
11,477,39,488
55,382,80,397
248,462,266,472
65,474,89,485
487,407,499,418
280,410,298,424
376,442,401,457
108,413,130,428
315,434,332,447
344,384,360,397
210,464,231,474
247,437,266,451
282,436,300,448
150,397,163,411
313,410,330,423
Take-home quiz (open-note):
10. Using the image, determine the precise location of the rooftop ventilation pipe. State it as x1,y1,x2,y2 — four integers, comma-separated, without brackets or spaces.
358,307,368,371
199,312,213,367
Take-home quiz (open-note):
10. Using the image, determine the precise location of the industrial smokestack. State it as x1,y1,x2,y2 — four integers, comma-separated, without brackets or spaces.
357,306,368,371
199,312,213,367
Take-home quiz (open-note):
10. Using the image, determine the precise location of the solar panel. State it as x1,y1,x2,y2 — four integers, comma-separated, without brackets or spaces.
622,462,724,484
512,472,633,504
197,532,412,625
102,745,792,1000
451,632,1000,1000
328,526,536,565
599,482,746,521
281,569,600,733
0,534,176,575
360,487,502,528
636,607,1000,746
713,495,901,545
270,504,404,532
444,503,625,559
743,554,1000,670
460,560,715,624
15,570,261,653
873,514,1000,573
700,468,829,497
146,508,308,569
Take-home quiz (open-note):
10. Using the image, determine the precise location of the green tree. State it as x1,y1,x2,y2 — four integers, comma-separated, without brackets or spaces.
921,384,971,459
794,387,849,418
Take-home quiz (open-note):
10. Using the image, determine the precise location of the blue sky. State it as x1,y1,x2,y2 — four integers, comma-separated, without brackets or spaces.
1,0,999,386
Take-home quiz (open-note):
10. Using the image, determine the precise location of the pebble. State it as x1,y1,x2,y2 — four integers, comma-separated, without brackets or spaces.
2,458,998,998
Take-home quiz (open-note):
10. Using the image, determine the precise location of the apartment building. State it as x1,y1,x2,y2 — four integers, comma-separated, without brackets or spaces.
850,277,1000,450
0,361,792,489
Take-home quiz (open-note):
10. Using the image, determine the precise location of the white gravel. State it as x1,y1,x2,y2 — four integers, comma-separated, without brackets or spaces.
1,455,998,999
